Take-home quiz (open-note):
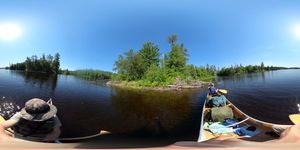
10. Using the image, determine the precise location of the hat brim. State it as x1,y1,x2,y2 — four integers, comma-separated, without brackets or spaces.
20,104,57,121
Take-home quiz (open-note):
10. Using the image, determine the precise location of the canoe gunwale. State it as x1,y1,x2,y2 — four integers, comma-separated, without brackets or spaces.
197,95,208,142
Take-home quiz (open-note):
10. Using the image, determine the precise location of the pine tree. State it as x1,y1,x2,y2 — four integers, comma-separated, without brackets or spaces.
51,53,60,74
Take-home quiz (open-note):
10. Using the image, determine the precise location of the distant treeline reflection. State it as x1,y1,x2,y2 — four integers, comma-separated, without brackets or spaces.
12,71,58,91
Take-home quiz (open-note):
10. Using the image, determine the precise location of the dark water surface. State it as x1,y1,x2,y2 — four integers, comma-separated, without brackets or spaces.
216,69,300,124
0,69,299,143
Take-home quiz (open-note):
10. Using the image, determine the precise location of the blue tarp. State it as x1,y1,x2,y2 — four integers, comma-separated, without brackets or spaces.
208,122,234,134
208,95,227,107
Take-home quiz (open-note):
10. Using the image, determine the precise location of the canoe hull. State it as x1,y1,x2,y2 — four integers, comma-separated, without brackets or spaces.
198,95,292,142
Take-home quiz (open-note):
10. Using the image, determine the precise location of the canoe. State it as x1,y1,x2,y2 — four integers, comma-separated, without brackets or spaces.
0,115,109,143
197,94,292,142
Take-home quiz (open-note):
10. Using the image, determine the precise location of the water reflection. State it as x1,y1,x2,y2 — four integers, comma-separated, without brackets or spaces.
217,72,267,86
11,71,58,94
217,70,300,124
111,88,192,136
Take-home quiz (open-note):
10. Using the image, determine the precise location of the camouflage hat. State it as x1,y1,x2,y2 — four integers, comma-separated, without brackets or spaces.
20,98,57,121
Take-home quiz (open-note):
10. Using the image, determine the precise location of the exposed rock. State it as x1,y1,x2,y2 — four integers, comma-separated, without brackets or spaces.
167,78,206,89
106,78,209,91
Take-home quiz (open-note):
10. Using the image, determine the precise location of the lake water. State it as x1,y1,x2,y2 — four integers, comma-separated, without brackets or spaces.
216,69,300,124
0,69,299,143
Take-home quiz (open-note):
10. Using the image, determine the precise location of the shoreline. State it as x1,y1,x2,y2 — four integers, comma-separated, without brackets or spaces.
106,79,210,91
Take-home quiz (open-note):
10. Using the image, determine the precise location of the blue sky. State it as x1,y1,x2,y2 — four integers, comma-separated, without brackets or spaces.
0,0,300,71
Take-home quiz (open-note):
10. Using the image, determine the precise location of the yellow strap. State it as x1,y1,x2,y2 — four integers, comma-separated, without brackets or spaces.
0,116,14,134
0,116,5,122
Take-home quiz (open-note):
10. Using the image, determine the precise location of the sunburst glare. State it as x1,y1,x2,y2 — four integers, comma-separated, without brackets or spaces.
0,23,22,41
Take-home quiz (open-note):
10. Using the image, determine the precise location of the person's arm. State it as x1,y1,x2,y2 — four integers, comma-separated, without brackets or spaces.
277,124,300,143
0,119,18,140
214,88,222,96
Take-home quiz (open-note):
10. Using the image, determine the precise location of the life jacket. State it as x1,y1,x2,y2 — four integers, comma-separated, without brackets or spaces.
13,118,55,137
208,87,217,95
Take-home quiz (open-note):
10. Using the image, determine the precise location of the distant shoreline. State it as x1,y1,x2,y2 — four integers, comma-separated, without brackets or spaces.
3,69,56,75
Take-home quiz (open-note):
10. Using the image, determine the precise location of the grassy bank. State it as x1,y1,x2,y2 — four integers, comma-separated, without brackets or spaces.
107,79,211,90
109,65,214,90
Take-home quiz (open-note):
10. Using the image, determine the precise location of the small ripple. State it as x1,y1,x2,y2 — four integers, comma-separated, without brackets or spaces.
0,96,21,119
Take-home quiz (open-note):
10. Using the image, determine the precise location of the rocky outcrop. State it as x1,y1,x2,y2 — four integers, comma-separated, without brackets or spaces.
167,78,207,90
106,78,209,91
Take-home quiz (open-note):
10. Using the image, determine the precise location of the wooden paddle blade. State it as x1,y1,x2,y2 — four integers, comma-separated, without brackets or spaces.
289,114,300,124
219,89,228,94
99,130,110,135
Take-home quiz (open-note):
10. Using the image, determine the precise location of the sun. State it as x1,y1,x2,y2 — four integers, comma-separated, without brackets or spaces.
293,25,300,39
0,23,23,41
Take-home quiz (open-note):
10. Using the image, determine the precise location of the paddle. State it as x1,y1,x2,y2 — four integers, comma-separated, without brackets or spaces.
3,128,110,142
289,114,300,125
2,116,109,141
58,130,110,141
219,89,228,94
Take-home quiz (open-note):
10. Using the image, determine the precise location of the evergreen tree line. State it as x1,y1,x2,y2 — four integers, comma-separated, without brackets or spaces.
9,53,60,74
61,69,112,81
113,35,216,87
217,62,287,76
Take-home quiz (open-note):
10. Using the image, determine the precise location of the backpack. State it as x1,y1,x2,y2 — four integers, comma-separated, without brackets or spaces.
13,118,55,137
211,106,233,122
207,95,227,107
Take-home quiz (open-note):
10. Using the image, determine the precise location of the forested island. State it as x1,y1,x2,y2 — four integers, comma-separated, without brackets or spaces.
108,35,216,89
217,63,289,76
7,53,112,81
8,53,60,74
